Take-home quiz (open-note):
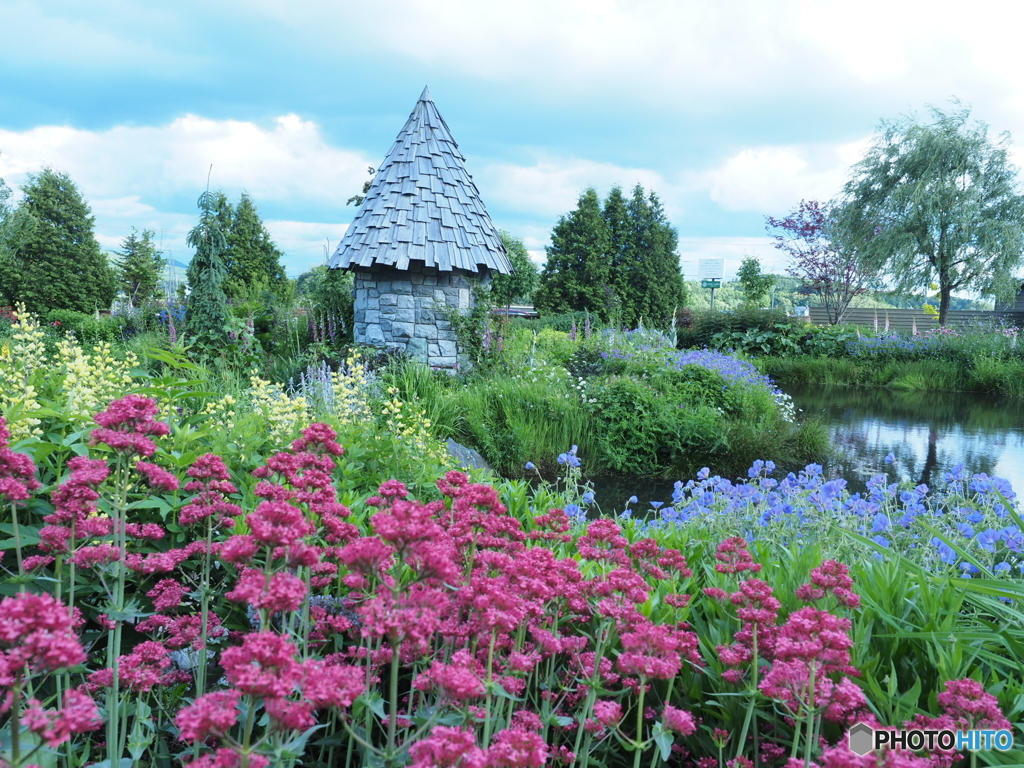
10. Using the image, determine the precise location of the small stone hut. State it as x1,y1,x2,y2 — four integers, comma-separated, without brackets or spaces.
327,87,511,368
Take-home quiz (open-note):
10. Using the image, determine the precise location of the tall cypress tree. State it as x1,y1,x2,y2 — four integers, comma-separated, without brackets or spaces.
534,188,613,319
603,186,630,324
223,193,287,301
623,187,685,328
184,191,230,347
8,169,116,314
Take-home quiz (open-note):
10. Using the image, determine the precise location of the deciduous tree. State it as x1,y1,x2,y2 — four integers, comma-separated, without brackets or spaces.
838,105,1024,324
737,256,775,307
767,200,869,324
491,231,539,308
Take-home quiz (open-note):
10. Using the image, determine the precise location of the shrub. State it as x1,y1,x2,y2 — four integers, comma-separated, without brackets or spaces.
678,306,790,348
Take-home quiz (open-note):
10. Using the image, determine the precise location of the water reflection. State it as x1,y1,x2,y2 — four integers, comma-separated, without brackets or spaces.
588,385,1024,507
786,384,1024,492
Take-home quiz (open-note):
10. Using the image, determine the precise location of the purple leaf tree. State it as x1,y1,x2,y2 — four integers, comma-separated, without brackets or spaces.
766,200,869,325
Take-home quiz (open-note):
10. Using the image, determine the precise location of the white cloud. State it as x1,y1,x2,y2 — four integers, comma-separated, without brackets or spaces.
702,139,871,214
478,155,672,219
0,114,373,206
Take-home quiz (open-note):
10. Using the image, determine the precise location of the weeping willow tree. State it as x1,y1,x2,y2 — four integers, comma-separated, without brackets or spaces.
184,190,230,349
838,104,1024,325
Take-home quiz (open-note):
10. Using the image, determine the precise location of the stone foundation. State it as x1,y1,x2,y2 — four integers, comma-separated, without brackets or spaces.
352,264,486,369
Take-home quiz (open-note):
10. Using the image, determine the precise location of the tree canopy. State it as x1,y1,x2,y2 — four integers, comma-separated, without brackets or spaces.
184,191,230,348
767,200,869,324
116,228,166,307
1,169,116,314
534,185,685,328
736,256,775,307
0,168,36,308
491,231,539,307
837,105,1024,324
205,192,288,303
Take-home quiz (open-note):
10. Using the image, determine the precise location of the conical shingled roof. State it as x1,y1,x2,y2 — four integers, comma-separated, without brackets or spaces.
328,87,511,274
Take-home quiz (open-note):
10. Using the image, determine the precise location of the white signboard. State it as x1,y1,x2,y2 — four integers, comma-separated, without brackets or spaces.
697,258,724,281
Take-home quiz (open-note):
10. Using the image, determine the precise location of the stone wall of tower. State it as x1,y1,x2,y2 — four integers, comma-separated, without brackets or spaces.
351,264,486,369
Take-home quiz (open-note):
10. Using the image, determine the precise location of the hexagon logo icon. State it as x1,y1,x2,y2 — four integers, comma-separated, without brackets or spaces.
849,722,874,756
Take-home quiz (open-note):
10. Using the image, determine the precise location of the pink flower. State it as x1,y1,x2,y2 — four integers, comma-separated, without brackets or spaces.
68,544,122,568
936,678,1011,731
0,417,40,502
220,631,302,698
135,461,180,492
290,422,344,456
662,704,697,735
408,726,485,768
414,651,485,701
118,641,173,692
485,728,549,768
302,660,366,708
265,696,315,731
21,689,101,747
226,569,307,614
0,592,86,673
246,501,312,547
796,560,860,608
714,537,762,574
148,579,186,612
175,690,242,742
90,395,168,457
592,700,623,726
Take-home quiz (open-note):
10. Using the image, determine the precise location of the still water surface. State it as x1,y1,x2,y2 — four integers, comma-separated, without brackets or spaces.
589,385,1024,511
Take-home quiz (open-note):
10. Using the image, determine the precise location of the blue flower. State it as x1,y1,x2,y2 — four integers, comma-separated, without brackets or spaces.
525,462,535,470
627,495,638,505
884,452,896,464
650,501,664,510
582,491,595,504
995,561,1012,573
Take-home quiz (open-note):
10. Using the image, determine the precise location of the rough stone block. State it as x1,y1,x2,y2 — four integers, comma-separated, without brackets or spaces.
438,339,457,357
368,288,379,299
364,309,380,325
391,322,414,338
428,343,441,357
397,294,414,309
412,284,434,297
458,289,470,310
392,281,412,295
406,337,428,362
379,294,397,307
365,324,385,344
414,324,439,339
380,319,392,333
354,310,365,324
393,307,415,323
423,274,437,286
432,356,456,368
434,289,447,303
364,296,380,310
416,309,436,324
410,273,424,284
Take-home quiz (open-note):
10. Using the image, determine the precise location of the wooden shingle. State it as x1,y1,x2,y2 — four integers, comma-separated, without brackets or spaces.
328,87,511,274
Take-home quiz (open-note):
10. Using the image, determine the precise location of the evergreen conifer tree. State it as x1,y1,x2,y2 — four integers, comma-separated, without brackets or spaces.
117,228,166,307
7,169,116,314
534,188,613,319
223,193,288,301
184,191,230,347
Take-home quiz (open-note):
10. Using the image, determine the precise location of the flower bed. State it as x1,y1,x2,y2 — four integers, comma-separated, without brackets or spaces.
1,395,1021,767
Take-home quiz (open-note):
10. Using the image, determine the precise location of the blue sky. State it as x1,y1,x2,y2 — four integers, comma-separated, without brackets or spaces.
2,0,1022,280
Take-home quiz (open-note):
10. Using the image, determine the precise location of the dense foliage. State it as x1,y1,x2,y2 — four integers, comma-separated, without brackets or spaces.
117,227,167,307
535,186,685,329
0,169,117,315
838,105,1024,324
0,323,1022,766
184,192,231,352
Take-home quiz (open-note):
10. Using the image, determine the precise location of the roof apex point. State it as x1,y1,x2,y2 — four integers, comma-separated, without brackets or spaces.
418,85,432,102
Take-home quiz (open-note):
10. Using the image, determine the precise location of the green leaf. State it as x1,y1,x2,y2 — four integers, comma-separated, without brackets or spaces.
653,722,675,761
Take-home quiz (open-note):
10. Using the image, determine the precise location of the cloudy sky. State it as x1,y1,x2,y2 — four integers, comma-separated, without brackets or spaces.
2,0,1023,280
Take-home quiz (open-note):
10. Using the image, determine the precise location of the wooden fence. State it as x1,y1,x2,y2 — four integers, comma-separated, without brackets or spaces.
807,307,1024,331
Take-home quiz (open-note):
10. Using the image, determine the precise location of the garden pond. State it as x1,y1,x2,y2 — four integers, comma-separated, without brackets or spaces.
591,383,1024,511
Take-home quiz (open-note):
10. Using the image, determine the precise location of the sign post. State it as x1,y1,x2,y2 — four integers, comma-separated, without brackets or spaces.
697,259,725,312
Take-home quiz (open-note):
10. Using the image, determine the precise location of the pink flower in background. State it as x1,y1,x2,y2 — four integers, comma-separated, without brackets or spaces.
175,689,242,742
662,704,697,735
0,592,86,673
0,416,40,501
21,688,101,747
90,395,169,457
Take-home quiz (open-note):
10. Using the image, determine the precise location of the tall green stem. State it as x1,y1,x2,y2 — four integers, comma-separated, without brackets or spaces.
10,502,25,588
633,675,648,768
385,639,402,767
